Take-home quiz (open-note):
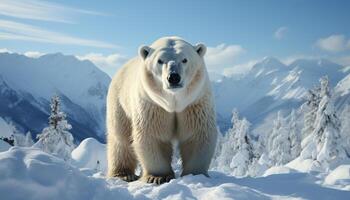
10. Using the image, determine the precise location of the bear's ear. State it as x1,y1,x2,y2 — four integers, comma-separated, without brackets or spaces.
194,43,207,57
139,45,152,60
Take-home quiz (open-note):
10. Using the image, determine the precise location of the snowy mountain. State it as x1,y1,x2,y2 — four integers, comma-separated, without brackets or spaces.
0,52,111,142
214,57,348,131
334,73,350,109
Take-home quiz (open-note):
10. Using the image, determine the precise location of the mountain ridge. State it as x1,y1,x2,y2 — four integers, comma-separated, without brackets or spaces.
0,52,111,142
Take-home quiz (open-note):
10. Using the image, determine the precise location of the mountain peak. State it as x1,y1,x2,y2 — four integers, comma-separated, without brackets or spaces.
251,57,287,74
289,58,342,69
40,52,76,61
261,56,281,64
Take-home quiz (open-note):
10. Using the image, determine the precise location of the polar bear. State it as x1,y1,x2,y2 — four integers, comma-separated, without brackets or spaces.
106,36,217,184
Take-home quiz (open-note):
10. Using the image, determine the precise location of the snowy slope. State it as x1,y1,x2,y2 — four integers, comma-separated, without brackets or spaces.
0,52,111,141
0,140,11,151
71,137,107,173
0,117,13,138
1,146,350,200
335,73,350,96
214,57,347,130
334,74,350,110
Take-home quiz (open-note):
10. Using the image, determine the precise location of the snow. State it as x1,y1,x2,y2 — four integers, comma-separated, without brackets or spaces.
0,140,11,152
71,138,107,173
263,166,297,177
0,117,13,138
1,145,350,200
287,157,316,173
335,73,350,96
325,165,350,190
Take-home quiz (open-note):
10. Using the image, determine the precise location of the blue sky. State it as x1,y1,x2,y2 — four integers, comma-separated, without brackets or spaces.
1,0,350,76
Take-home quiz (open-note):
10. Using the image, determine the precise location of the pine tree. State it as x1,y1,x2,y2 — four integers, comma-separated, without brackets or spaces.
289,109,301,159
24,131,34,147
300,86,322,160
340,105,350,157
34,95,75,161
301,87,321,139
213,109,255,176
214,109,240,173
268,111,292,165
246,133,270,177
210,128,224,170
229,118,254,176
314,77,344,167
300,76,345,169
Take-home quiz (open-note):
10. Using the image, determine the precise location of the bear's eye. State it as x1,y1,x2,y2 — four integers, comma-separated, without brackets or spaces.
157,59,164,65
182,58,188,64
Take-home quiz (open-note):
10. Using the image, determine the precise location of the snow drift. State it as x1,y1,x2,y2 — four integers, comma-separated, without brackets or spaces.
1,144,350,200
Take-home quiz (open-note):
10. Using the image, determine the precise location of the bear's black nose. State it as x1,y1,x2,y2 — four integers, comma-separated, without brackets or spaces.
167,73,181,85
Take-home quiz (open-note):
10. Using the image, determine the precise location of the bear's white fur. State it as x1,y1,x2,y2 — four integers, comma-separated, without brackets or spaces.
107,36,217,184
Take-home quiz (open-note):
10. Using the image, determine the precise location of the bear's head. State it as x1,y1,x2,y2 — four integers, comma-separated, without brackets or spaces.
139,36,208,112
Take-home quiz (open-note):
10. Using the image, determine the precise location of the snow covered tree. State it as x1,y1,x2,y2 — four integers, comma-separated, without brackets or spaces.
213,110,240,173
210,128,225,170
301,87,321,139
229,118,254,176
247,135,269,177
340,104,350,157
288,109,301,159
14,131,34,147
213,109,255,176
314,77,345,166
268,111,292,165
24,131,34,147
301,76,345,169
34,95,75,161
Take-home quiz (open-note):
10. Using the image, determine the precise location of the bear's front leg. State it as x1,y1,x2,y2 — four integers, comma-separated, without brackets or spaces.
179,129,217,177
133,132,174,184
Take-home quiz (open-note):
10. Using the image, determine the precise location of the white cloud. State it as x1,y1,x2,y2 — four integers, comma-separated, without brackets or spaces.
24,51,44,58
0,48,12,53
316,34,350,52
274,27,288,40
205,44,245,71
280,54,350,67
0,0,106,23
223,60,258,77
331,55,350,67
0,19,117,49
77,53,128,77
280,55,320,65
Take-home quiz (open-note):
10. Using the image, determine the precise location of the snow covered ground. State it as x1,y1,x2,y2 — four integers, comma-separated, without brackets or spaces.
1,140,349,200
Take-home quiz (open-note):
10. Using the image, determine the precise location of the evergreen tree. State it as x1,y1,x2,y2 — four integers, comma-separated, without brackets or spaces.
214,109,240,173
210,128,225,170
34,95,75,161
212,109,254,176
229,118,254,176
213,109,255,176
24,131,34,147
314,77,344,167
268,112,292,165
300,76,345,168
301,87,320,139
289,109,301,159
340,105,350,157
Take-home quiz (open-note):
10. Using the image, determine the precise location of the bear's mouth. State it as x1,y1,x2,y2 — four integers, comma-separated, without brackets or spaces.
167,83,183,90
168,84,183,90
